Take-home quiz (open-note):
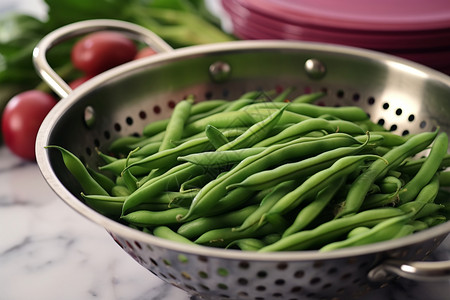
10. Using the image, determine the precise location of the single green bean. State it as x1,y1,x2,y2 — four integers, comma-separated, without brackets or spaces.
205,124,229,149
217,105,287,151
319,214,411,252
253,118,336,147
233,180,299,232
246,108,310,125
227,238,266,251
159,99,193,151
122,207,189,226
180,173,214,192
111,185,131,197
86,166,115,194
291,91,326,104
178,147,266,168
271,86,295,102
398,154,450,175
81,193,126,219
129,141,161,157
99,157,146,177
194,220,285,248
142,118,170,138
46,145,108,196
108,135,146,155
153,226,197,245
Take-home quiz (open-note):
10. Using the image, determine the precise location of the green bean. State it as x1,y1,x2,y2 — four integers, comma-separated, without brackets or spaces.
365,131,409,147
439,170,450,186
246,108,310,125
283,177,346,237
328,120,367,135
291,91,326,104
238,89,272,100
180,173,214,192
179,133,362,221
177,204,259,239
142,118,170,138
205,124,229,149
96,149,118,164
124,136,214,175
258,207,405,252
183,111,257,137
122,207,190,226
81,193,126,218
122,148,140,193
108,135,146,155
217,105,287,151
194,220,285,248
186,102,230,123
337,130,438,218
227,238,266,251
230,139,370,191
398,154,450,175
159,99,193,151
164,190,198,208
153,226,197,245
266,154,382,220
379,175,404,193
242,102,369,122
271,86,295,102
99,157,146,177
122,162,205,214
86,166,115,193
253,118,336,147
190,99,229,115
111,185,131,197
129,141,161,157
319,214,411,252
222,98,255,112
46,145,109,196
234,180,299,232
178,147,266,168
398,132,448,204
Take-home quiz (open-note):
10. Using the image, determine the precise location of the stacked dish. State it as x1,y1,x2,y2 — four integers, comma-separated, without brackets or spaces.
222,0,450,74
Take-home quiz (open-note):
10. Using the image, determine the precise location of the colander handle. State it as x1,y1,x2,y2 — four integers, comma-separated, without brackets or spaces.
33,19,173,98
369,259,450,282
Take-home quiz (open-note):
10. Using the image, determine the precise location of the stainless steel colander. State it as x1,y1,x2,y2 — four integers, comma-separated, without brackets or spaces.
34,19,450,300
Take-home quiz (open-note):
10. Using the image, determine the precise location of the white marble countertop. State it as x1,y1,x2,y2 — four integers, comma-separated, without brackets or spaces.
1,145,450,300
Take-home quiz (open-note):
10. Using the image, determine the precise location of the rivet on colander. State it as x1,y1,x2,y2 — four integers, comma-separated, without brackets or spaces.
209,61,231,83
84,106,96,128
305,58,327,80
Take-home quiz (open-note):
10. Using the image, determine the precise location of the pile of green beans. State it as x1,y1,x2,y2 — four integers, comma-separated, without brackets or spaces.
48,89,450,252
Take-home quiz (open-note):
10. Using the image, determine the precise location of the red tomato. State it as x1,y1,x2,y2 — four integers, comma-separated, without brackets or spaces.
69,75,93,89
1,90,57,161
134,47,157,60
71,31,137,76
